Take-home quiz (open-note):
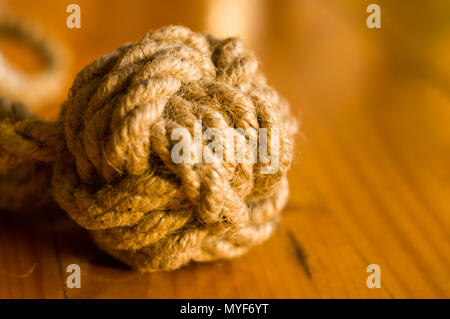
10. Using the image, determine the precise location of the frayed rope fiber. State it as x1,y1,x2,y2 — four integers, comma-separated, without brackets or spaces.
0,26,297,272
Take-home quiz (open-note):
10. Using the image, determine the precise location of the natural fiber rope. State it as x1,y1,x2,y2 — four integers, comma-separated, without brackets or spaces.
0,17,66,107
0,97,54,211
0,26,297,271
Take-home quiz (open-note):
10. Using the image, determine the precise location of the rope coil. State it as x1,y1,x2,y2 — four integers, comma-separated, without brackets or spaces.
0,26,297,272
0,17,66,107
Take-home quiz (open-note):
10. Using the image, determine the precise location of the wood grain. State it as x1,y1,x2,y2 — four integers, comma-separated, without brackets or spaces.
0,0,448,298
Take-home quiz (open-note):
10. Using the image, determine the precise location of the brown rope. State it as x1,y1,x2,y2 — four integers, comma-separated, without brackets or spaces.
0,98,55,211
0,17,67,107
0,26,297,272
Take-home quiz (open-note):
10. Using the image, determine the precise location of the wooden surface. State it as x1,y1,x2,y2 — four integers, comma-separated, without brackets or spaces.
0,0,449,298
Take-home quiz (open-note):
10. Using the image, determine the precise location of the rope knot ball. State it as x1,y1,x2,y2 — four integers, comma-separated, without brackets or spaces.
0,26,297,272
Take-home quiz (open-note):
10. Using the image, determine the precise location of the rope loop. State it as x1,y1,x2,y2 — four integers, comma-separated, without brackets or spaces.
0,16,67,107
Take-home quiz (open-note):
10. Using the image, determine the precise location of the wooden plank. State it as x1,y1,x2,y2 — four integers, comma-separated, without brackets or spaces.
52,201,385,298
0,210,65,299
0,0,448,298
303,106,448,298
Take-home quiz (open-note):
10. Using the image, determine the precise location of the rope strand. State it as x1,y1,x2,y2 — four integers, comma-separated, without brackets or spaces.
0,98,55,211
